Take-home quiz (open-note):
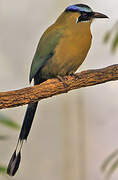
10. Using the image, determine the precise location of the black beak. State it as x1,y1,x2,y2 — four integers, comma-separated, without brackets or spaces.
93,12,109,19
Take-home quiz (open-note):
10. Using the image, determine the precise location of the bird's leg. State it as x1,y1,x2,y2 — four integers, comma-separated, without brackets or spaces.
57,75,69,88
69,72,79,80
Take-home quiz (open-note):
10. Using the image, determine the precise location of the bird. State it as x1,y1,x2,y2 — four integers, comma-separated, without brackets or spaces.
7,4,108,176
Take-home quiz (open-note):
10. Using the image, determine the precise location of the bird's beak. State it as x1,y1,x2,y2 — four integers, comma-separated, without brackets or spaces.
93,12,109,19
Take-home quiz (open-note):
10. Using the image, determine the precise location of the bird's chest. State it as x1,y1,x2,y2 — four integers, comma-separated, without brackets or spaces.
41,28,92,78
55,30,92,66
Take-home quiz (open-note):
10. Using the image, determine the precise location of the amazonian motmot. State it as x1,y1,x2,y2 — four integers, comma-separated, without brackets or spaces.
7,4,108,176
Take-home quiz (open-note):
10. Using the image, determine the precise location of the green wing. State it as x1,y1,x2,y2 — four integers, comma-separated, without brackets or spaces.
29,26,64,82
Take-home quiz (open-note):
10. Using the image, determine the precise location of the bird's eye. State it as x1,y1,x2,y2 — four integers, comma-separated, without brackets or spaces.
81,12,88,17
77,12,94,23
76,12,88,23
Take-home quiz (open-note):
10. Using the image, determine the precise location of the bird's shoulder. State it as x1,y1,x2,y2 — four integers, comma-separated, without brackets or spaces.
37,24,65,53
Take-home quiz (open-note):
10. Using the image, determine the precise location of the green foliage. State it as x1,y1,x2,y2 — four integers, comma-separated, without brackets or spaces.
0,114,20,130
102,22,118,179
104,31,112,43
101,149,118,179
104,22,118,53
0,135,9,141
0,114,20,175
112,32,118,52
0,165,7,175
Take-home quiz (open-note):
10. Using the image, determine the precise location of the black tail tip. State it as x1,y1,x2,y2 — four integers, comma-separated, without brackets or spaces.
7,151,21,176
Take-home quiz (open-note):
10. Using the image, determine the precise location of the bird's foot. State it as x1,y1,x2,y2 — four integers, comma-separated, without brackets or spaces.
57,75,69,88
69,73,79,80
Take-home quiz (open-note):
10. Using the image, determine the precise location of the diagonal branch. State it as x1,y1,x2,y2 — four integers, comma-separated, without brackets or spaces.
0,64,118,110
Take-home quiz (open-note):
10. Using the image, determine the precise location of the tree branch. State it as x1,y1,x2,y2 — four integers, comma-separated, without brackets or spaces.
0,64,118,110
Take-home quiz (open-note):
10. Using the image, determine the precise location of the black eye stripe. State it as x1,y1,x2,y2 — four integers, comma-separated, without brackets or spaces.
81,11,94,17
77,12,94,22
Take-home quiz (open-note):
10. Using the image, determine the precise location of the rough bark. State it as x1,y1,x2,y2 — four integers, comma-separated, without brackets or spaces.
0,64,118,109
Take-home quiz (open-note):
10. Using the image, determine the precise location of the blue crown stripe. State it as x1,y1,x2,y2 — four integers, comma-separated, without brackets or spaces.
66,5,92,13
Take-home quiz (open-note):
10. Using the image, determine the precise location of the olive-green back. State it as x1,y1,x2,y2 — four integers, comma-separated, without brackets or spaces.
29,25,64,83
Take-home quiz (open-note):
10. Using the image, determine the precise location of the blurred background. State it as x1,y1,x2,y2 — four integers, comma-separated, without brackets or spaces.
0,0,118,180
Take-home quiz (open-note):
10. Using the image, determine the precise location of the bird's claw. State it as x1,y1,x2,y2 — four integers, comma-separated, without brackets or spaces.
57,76,69,88
69,73,79,80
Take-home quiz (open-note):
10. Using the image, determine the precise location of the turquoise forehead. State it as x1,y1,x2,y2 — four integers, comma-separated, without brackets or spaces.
66,4,93,13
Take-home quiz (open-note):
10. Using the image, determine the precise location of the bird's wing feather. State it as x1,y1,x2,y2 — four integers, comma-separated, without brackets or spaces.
29,26,64,82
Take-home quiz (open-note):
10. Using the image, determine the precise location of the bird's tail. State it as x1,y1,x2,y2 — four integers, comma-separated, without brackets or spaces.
7,102,38,176
19,102,38,140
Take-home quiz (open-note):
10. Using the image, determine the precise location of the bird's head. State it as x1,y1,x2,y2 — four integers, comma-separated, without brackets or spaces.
65,4,109,24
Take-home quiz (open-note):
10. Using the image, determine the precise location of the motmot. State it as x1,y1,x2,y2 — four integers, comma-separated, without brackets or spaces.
7,4,108,176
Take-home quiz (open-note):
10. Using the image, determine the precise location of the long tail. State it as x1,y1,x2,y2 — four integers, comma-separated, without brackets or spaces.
19,102,38,140
7,102,38,176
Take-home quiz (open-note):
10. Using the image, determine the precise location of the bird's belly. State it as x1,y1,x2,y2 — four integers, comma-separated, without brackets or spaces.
40,33,91,79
